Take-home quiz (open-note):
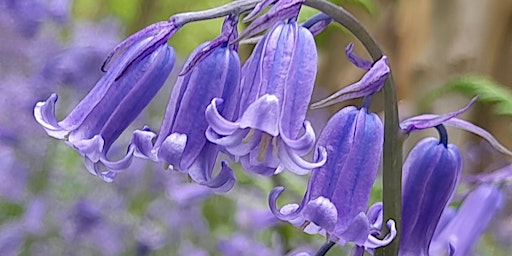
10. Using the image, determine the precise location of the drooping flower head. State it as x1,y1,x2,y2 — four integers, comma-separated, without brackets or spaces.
206,0,327,176
132,15,241,192
429,184,504,256
34,20,178,181
268,44,394,249
398,97,512,255
399,127,462,256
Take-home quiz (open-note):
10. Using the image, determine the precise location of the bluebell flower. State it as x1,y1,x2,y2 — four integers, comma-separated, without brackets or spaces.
132,16,240,192
399,131,462,256
269,106,395,248
34,23,176,181
429,184,504,256
206,3,326,176
268,45,394,249
398,97,512,256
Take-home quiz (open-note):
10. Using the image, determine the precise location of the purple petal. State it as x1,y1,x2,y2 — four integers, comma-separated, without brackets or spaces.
156,133,187,171
187,143,236,193
302,13,332,36
72,135,105,162
280,25,318,139
279,120,316,155
303,196,338,233
345,42,373,70
310,56,389,109
277,143,326,175
206,98,241,136
364,220,396,248
239,94,281,136
33,93,69,139
333,212,370,246
131,127,158,161
442,118,512,156
268,186,308,221
400,96,478,133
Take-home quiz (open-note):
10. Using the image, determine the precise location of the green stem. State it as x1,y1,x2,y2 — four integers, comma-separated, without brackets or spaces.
303,1,403,255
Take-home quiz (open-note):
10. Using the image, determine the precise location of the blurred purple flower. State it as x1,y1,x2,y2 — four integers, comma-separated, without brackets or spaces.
218,233,283,256
0,0,70,37
0,148,28,201
430,184,504,255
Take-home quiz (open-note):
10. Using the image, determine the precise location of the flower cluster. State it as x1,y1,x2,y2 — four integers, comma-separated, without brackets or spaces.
31,0,512,254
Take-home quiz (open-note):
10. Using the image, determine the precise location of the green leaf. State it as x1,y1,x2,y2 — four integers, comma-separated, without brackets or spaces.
425,75,512,116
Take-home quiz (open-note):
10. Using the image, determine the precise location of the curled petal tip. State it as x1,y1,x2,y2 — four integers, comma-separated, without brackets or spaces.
363,219,396,249
269,186,304,220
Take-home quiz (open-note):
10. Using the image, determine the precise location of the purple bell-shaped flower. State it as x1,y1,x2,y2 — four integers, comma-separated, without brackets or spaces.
132,16,240,192
205,6,326,176
34,21,177,181
399,125,462,256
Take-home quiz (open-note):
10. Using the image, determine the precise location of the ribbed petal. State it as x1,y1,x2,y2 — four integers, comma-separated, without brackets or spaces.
400,138,461,256
99,45,175,150
280,25,317,139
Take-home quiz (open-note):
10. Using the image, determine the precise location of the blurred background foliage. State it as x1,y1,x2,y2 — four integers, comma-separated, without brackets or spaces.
1,0,511,255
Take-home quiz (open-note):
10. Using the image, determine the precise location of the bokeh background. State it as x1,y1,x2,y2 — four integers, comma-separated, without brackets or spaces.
0,0,511,255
